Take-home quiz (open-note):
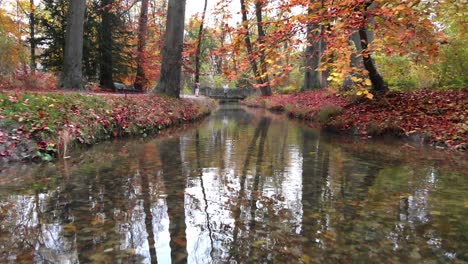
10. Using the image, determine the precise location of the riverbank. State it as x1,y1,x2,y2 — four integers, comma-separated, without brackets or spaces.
0,92,217,162
242,89,467,151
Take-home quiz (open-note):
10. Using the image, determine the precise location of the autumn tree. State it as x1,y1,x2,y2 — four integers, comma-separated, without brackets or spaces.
99,0,115,90
15,0,37,72
303,0,325,91
0,6,27,74
254,0,272,95
194,0,208,84
133,0,150,91
61,0,86,89
239,0,271,96
155,0,186,98
357,1,387,93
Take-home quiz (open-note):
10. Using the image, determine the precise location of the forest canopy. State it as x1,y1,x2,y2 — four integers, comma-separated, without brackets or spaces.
0,0,466,95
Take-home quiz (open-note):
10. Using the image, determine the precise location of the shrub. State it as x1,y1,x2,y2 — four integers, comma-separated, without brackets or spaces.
315,105,343,123
278,85,299,94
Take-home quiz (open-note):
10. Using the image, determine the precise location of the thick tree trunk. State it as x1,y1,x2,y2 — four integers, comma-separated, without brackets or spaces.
29,0,36,73
134,0,150,92
303,24,321,90
155,0,186,98
254,0,272,96
99,0,115,90
194,0,208,84
303,0,325,91
303,0,320,91
62,0,86,89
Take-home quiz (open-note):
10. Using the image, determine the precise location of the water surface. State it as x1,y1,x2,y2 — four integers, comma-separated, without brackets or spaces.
0,104,467,263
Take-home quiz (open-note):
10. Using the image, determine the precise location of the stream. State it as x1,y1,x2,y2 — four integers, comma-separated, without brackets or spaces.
0,103,467,263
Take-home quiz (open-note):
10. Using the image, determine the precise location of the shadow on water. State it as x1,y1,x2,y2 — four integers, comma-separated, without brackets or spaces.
0,103,467,263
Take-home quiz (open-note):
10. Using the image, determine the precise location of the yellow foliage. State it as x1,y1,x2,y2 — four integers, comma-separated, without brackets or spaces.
0,8,28,74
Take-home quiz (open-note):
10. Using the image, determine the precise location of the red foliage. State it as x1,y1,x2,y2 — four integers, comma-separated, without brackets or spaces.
243,89,467,150
330,90,467,149
243,90,349,117
0,71,58,91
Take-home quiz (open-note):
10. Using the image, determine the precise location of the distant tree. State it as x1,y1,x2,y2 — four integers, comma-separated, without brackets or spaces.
194,0,208,84
155,0,186,98
99,0,115,90
239,0,272,96
0,7,28,74
254,0,272,95
133,0,150,91
303,0,323,91
61,0,86,89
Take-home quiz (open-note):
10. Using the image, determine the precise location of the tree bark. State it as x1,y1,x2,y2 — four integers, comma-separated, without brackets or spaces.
303,24,321,90
359,2,388,93
194,0,208,84
342,32,362,91
239,0,271,96
133,0,150,92
99,0,115,90
29,0,36,73
303,0,325,91
254,0,272,96
62,0,86,89
155,0,186,98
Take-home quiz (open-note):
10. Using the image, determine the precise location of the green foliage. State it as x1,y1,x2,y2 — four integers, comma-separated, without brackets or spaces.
277,85,299,94
236,73,254,89
376,55,419,90
315,105,343,123
37,0,136,83
289,67,304,91
37,0,67,73
435,35,468,88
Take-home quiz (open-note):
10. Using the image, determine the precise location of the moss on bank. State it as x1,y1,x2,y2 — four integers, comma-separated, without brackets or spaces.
0,92,217,162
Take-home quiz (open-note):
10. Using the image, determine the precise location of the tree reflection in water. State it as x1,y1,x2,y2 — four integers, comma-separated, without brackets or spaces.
0,104,467,263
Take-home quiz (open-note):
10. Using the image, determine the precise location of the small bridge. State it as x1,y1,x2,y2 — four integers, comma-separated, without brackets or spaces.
200,87,258,100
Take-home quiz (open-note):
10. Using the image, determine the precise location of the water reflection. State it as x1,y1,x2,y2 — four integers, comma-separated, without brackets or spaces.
0,104,467,263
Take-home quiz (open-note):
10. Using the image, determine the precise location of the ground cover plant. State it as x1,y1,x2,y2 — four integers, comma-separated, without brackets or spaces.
243,89,467,151
0,92,215,161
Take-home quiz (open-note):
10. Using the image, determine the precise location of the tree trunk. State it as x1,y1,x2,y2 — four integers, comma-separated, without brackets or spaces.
29,0,36,73
358,29,387,93
359,2,388,94
254,0,272,96
133,0,150,92
303,0,324,91
155,0,186,98
62,0,86,89
99,0,115,90
194,0,208,84
239,0,271,96
342,32,362,91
